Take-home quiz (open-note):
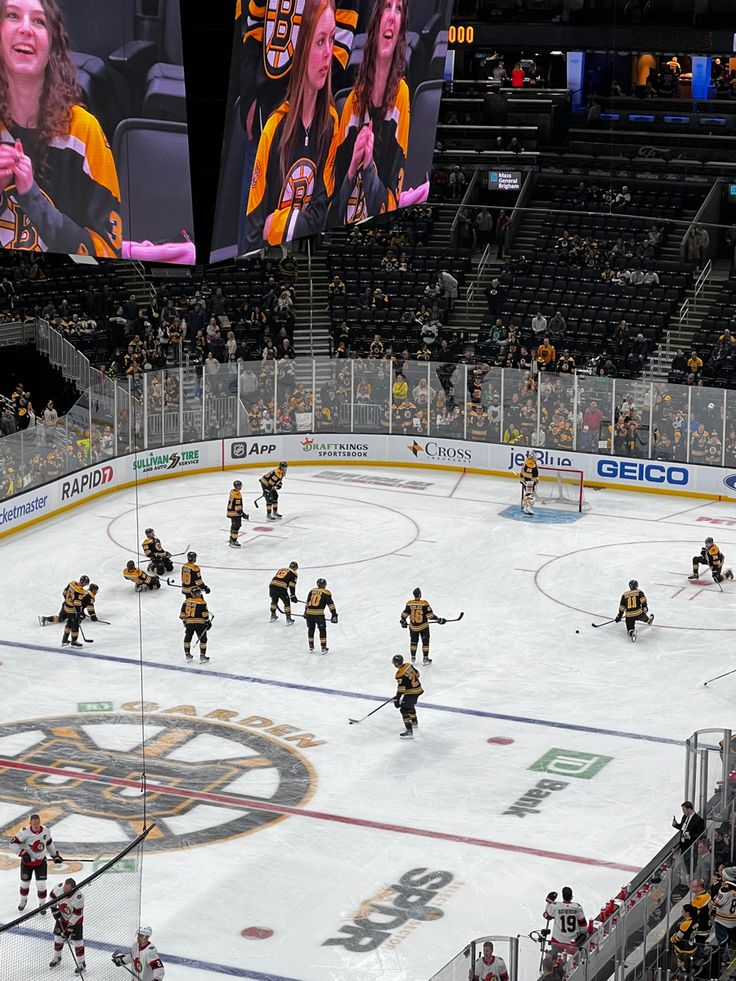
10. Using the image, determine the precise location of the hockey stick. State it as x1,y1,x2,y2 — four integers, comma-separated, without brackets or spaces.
90,619,111,625
113,958,142,981
704,666,736,687
275,604,307,620
78,624,93,644
439,612,464,623
348,697,394,725
591,618,616,628
253,494,264,509
168,544,190,558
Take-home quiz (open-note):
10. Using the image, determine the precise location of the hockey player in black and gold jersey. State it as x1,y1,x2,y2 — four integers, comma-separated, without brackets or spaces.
179,588,211,664
393,654,423,739
270,561,299,624
519,452,539,515
227,480,248,547
142,529,174,576
305,578,337,653
181,552,210,598
39,576,89,647
400,587,445,664
615,580,654,642
243,0,340,253
690,537,734,584
330,0,410,226
259,462,288,521
123,561,161,591
80,584,99,622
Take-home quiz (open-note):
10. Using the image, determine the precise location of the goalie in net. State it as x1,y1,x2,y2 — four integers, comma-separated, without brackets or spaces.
519,454,588,514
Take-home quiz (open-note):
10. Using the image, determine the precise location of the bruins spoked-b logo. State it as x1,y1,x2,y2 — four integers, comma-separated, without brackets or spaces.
0,714,315,854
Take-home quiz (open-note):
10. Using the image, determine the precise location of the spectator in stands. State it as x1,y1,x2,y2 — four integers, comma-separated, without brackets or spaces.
670,349,688,381
491,61,507,84
530,310,548,337
535,337,555,372
485,277,505,317
614,186,631,208
42,399,57,444
496,210,510,259
557,350,575,375
673,801,706,855
449,166,466,201
629,333,648,368
687,351,703,376
475,208,494,251
582,400,603,452
547,310,567,337
438,270,458,312
511,62,525,88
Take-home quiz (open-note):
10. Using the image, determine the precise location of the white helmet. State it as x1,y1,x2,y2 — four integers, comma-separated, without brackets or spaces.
138,926,153,938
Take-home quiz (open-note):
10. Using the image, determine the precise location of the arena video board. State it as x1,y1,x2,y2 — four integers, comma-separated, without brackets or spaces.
211,0,453,261
0,0,194,263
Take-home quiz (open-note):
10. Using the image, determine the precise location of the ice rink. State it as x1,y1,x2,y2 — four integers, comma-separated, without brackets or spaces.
1,464,736,980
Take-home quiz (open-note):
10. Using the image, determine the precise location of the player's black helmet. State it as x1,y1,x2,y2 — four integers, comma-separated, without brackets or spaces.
89,584,99,593
79,575,90,587
233,480,242,489
187,551,197,562
317,578,326,588
289,561,298,570
705,537,714,547
145,528,154,536
629,579,638,590
413,587,421,598
126,560,135,571
279,461,288,469
392,654,404,667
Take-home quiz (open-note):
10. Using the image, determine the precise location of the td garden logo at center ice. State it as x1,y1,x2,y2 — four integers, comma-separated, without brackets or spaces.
0,713,316,854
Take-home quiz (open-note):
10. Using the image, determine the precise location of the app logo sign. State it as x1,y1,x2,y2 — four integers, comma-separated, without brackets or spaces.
597,460,688,486
230,441,278,459
61,464,113,501
529,748,613,781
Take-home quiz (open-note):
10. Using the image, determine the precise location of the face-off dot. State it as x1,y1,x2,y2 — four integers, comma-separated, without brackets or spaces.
241,927,274,940
487,736,514,745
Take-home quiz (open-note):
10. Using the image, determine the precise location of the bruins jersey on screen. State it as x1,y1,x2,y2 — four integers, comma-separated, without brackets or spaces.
618,588,648,620
396,663,423,697
330,79,410,226
238,0,358,122
305,587,336,618
245,102,338,252
0,107,121,257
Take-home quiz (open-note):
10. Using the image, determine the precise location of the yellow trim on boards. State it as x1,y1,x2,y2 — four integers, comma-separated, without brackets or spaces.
1,451,734,541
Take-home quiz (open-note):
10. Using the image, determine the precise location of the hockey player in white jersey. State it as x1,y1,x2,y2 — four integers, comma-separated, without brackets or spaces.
10,812,63,910
113,926,165,980
543,887,588,952
49,878,85,974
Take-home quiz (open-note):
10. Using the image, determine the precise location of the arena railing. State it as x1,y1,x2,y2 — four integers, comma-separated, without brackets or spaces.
2,353,736,502
432,731,735,981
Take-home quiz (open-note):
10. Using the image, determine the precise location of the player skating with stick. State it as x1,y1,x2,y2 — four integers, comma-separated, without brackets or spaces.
113,925,165,979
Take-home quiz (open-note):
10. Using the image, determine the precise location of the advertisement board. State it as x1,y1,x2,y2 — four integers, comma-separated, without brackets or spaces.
0,0,194,263
3,432,736,541
211,0,453,260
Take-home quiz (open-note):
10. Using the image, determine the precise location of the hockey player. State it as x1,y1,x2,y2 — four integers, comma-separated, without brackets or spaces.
615,580,653,642
49,878,85,974
142,529,174,576
181,552,210,598
179,587,211,664
270,561,299,624
11,813,63,911
123,562,161,591
39,576,89,647
519,451,539,515
113,926,165,980
393,654,423,739
400,587,445,664
259,462,288,521
690,537,734,584
543,887,588,953
227,480,248,547
305,578,338,653
80,583,99,621
471,941,510,981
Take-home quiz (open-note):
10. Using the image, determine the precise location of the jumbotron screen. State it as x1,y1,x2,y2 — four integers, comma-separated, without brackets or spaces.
211,0,453,261
0,0,195,264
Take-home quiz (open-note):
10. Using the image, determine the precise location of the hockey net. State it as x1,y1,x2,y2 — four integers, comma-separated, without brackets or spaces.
534,466,589,512
0,826,153,980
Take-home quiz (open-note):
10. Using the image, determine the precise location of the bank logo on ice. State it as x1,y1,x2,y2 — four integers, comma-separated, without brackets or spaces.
0,713,315,853
529,748,613,780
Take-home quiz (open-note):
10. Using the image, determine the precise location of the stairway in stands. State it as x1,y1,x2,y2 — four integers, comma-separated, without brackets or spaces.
292,247,331,359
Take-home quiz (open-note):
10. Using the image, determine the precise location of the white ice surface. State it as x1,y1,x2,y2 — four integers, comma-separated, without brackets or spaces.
0,465,735,980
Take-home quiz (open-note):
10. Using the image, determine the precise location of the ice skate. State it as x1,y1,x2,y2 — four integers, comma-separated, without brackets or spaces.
199,654,210,664
49,954,61,968
185,653,193,662
17,898,27,911
229,540,241,548
399,729,414,739
270,613,278,622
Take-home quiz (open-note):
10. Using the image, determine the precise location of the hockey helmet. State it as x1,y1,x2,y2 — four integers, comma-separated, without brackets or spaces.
137,926,153,939
392,654,404,667
233,480,242,489
629,579,638,590
187,551,197,563
289,561,299,570
79,575,90,587
145,528,154,536
126,560,136,571
413,587,422,598
317,578,327,589
705,537,714,547
89,584,99,594
526,451,536,460
279,461,288,469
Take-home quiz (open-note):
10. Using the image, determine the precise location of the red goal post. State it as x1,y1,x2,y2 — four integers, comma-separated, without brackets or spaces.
534,466,588,512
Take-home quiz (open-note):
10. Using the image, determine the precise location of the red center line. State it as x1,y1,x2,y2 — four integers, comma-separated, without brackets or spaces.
0,758,640,873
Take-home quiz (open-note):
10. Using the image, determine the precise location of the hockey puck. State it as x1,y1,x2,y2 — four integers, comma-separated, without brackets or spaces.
575,629,579,634
487,736,514,745
241,927,274,940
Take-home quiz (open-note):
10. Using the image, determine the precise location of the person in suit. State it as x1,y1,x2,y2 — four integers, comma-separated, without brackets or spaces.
672,801,706,853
